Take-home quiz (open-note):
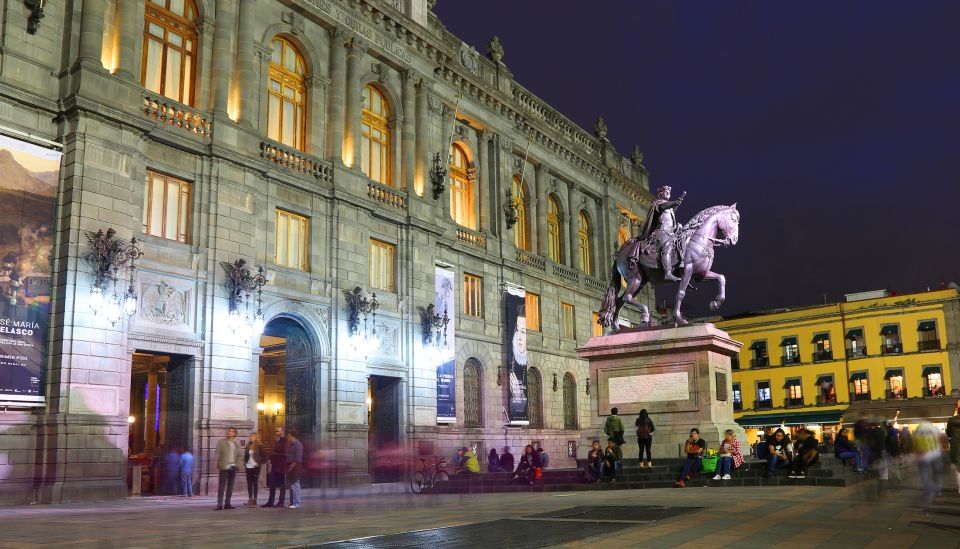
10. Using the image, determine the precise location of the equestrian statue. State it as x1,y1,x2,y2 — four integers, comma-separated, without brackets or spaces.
598,185,740,327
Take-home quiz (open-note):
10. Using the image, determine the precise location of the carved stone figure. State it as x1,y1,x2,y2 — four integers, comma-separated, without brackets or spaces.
459,44,480,74
141,281,186,326
486,36,504,63
594,117,608,139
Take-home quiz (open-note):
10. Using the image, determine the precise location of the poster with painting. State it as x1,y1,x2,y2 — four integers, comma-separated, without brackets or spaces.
435,267,456,423
505,286,528,425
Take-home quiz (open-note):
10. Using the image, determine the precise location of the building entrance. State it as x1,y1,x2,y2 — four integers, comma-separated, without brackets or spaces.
127,351,193,495
368,375,401,483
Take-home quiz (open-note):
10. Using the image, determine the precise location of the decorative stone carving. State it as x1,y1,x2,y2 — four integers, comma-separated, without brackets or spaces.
498,134,513,153
346,36,368,55
281,10,305,36
140,280,188,327
459,43,480,74
371,62,386,83
486,36,504,63
594,117,608,139
631,145,648,174
620,157,631,175
374,321,399,356
427,94,444,114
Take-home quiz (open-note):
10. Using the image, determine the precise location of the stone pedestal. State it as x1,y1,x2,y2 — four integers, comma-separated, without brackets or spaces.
576,323,745,459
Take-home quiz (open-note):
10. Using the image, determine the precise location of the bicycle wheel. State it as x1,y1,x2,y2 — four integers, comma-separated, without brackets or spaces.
432,470,450,484
410,471,426,494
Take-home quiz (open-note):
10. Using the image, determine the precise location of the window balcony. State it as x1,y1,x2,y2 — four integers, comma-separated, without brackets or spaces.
845,347,867,359
784,398,805,409
880,344,903,355
923,387,946,398
885,389,908,400
852,392,871,402
456,227,487,250
816,394,838,406
812,350,833,362
750,357,770,369
780,355,801,366
754,399,773,411
918,339,941,352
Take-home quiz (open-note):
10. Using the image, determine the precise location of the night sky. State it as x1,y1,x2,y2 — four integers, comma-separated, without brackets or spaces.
434,1,960,317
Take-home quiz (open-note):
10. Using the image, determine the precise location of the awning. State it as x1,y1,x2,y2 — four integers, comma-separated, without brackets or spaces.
880,325,899,336
884,369,904,380
850,372,867,381
736,410,844,428
783,378,801,388
922,366,942,377
845,397,957,422
918,321,937,332
780,336,798,347
815,375,834,385
846,328,864,340
811,333,830,343
749,341,766,350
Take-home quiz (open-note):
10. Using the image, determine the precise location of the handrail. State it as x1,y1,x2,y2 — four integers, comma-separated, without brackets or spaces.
142,92,211,137
367,180,407,210
259,140,333,182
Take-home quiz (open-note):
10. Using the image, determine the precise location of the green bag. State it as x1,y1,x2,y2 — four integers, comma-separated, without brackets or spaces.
700,455,718,474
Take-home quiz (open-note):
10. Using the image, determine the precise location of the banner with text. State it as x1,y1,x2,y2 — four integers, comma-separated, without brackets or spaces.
0,134,60,406
505,286,528,424
435,267,456,423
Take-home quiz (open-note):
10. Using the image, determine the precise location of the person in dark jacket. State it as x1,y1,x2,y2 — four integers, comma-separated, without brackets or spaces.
536,447,550,469
243,432,267,506
834,427,865,473
603,438,622,483
511,445,540,485
635,409,655,468
584,440,603,483
261,427,287,508
499,447,515,472
488,449,502,472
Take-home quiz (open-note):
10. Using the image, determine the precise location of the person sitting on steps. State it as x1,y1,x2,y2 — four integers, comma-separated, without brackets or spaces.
766,428,793,478
713,429,743,480
674,428,705,488
788,429,819,479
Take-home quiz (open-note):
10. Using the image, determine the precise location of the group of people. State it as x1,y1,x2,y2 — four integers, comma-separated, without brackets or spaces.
213,426,303,511
758,427,820,479
451,445,550,486
673,428,744,487
156,447,195,496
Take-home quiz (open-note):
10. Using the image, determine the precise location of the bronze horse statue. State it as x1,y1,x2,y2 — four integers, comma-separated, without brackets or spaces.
598,204,740,327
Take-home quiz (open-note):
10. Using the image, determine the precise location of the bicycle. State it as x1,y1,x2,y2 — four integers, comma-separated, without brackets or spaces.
410,457,449,494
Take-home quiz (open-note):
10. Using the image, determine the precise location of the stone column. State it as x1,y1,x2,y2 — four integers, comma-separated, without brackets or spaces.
194,17,216,112
328,27,347,165
534,162,549,257
477,130,490,232
344,37,366,170
440,104,454,222
401,72,416,192
568,183,579,269
78,0,107,64
211,0,237,115
236,0,256,126
145,367,159,451
114,0,145,80
414,78,433,197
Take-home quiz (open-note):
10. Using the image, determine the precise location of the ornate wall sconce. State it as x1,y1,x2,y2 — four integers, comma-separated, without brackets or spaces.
552,372,558,392
417,303,449,348
430,152,447,199
503,187,519,230
496,366,502,386
344,286,379,358
221,259,266,342
256,402,283,419
24,0,44,35
85,228,143,326
585,377,591,395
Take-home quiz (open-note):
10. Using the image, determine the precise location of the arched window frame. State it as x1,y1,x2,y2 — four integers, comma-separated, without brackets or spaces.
527,367,543,429
449,143,477,229
546,195,562,263
463,358,483,428
267,36,307,150
512,176,530,251
361,84,392,186
562,372,578,430
142,0,199,105
578,211,592,276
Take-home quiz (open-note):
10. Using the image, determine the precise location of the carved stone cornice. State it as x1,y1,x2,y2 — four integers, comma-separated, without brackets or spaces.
254,41,273,63
345,36,368,55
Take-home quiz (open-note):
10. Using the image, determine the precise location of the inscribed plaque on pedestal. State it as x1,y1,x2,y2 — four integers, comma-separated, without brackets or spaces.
608,372,690,405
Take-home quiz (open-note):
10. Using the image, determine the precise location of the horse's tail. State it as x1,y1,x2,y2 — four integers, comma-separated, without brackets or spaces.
598,261,620,327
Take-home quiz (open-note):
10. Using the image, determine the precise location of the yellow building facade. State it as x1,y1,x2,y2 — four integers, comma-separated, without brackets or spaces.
714,288,960,443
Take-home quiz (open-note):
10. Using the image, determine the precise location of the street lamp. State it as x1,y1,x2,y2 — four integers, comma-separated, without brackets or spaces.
85,228,143,326
220,259,266,344
344,287,379,359
417,303,449,365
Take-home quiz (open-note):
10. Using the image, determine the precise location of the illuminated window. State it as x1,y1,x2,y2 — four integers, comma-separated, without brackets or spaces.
267,36,306,150
591,312,603,338
142,171,191,243
512,176,529,251
578,211,591,275
918,320,939,351
527,367,542,428
463,358,482,427
756,380,772,409
618,226,630,247
449,144,476,229
852,372,870,400
275,210,309,270
886,369,905,399
463,273,482,317
786,378,803,405
561,302,575,339
361,85,391,186
142,0,198,105
525,292,540,332
546,195,562,263
924,366,944,397
369,239,395,292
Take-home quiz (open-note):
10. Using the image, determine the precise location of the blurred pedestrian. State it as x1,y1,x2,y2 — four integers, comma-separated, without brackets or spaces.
161,447,181,495
262,427,287,508
635,408,655,468
536,447,550,469
487,449,502,472
500,447,515,472
244,432,266,507
179,447,194,497
460,447,480,473
914,421,943,507
215,427,242,510
947,401,960,494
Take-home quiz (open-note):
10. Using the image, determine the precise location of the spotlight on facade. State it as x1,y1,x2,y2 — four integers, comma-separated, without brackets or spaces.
85,228,143,325
220,259,266,344
344,287,379,359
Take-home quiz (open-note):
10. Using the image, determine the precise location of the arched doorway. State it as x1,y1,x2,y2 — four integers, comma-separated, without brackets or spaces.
258,317,316,482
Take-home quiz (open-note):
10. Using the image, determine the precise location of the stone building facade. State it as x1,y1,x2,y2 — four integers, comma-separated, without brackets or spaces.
0,0,654,504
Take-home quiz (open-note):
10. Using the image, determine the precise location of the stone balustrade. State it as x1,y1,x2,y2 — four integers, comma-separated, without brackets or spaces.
259,141,333,182
142,92,211,137
552,262,579,284
583,275,608,294
515,249,545,271
367,181,407,210
456,228,487,249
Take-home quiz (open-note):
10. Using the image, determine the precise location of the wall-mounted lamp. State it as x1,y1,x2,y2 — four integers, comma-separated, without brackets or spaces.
127,415,136,424
430,152,447,200
585,377,591,395
24,0,44,35
417,303,449,348
85,228,143,325
271,402,282,418
553,372,558,392
221,259,266,343
344,287,379,359
256,402,267,415
503,187,519,230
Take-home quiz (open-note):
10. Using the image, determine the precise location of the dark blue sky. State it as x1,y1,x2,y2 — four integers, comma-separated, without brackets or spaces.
435,1,960,316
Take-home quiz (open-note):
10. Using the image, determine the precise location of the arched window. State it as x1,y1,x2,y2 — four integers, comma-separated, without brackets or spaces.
512,176,529,251
142,0,198,105
361,85,391,186
449,144,476,229
267,36,306,150
463,358,483,428
578,211,591,276
562,373,577,430
527,367,542,428
546,195,562,263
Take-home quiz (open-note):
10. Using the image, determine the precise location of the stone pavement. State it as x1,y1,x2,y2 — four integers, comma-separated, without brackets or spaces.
0,474,959,548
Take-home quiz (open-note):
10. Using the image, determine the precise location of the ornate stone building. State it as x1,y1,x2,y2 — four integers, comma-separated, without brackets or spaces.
0,0,654,503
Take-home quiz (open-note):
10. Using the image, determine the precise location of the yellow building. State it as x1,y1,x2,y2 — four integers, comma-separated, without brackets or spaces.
714,288,960,444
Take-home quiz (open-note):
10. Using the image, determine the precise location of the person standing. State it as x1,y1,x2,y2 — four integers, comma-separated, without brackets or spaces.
262,427,287,508
285,430,304,509
635,409,655,468
179,447,194,497
215,427,242,510
604,407,625,447
947,401,960,494
244,432,267,507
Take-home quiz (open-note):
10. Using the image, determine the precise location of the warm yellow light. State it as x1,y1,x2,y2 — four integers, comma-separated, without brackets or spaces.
256,402,266,412
272,402,283,413
127,416,136,424
366,395,373,412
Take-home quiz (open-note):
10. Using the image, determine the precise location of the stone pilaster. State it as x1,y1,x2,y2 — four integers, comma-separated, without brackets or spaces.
327,27,348,165
477,129,490,232
344,36,367,170
210,0,237,115
535,162,549,257
77,0,107,64
414,77,433,197
568,183,579,269
401,71,417,192
114,0,145,81
236,0,256,127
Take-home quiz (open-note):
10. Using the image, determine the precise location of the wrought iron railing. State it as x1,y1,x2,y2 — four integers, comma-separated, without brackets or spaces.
918,339,941,352
885,389,907,400
583,275,607,294
812,350,833,362
816,394,838,406
781,355,801,366
142,92,211,137
750,357,770,369
845,347,867,359
880,344,903,355
923,387,946,397
852,391,871,402
754,399,773,411
784,398,805,409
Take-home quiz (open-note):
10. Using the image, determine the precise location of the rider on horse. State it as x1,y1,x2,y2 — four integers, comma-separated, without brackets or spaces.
634,185,686,281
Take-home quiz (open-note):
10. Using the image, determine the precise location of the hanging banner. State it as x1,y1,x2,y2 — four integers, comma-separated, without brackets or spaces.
0,134,61,406
505,286,528,425
435,267,456,423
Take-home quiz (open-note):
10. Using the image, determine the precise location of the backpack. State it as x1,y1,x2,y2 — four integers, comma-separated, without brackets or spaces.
637,423,651,440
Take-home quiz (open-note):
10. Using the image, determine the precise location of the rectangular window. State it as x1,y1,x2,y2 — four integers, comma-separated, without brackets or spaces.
369,239,395,292
732,383,742,412
846,327,866,358
786,378,803,406
561,302,575,339
918,320,939,351
756,381,772,409
275,209,309,270
924,366,944,397
731,355,740,370
526,292,541,332
886,369,905,399
592,311,603,338
750,340,769,368
781,336,800,365
880,324,902,354
142,171,191,243
816,375,836,405
852,372,870,401
812,332,832,361
463,274,482,317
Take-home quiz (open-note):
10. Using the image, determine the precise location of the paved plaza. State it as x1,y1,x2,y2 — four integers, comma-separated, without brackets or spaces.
1,475,959,549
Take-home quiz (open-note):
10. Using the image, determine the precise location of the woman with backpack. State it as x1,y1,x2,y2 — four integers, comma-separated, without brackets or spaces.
635,409,655,468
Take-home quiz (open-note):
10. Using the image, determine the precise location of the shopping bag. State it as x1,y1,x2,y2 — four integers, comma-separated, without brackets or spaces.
700,455,718,474
534,467,543,480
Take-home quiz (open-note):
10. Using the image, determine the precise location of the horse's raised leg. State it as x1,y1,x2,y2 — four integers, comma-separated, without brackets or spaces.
673,261,695,325
701,270,726,310
622,277,650,326
614,275,645,328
